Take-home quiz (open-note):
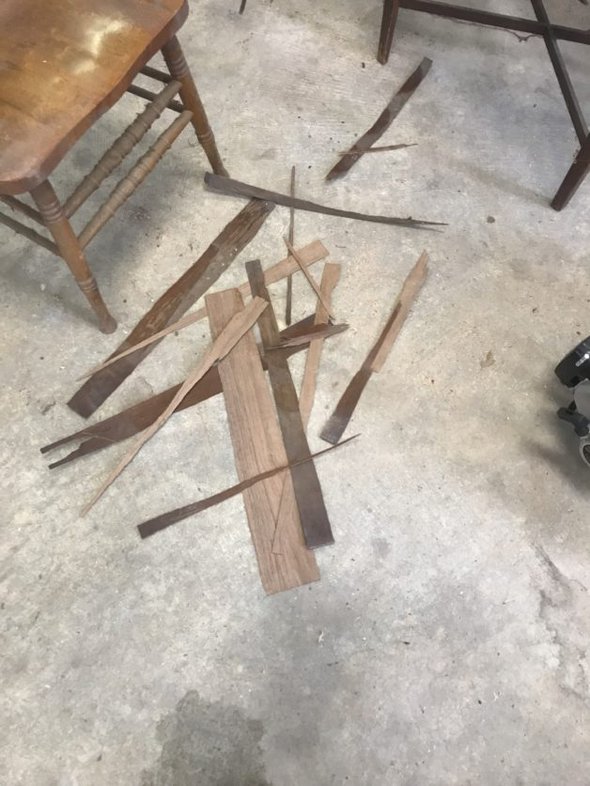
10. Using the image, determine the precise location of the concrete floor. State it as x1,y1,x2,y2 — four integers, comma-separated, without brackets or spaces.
2,0,590,783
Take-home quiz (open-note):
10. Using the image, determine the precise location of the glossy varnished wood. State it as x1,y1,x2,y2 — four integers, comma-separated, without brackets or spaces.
0,0,188,194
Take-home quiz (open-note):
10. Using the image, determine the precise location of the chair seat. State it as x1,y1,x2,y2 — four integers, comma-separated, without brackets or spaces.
0,0,187,195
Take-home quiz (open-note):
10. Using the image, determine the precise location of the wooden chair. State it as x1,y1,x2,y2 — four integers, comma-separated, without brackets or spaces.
377,0,590,210
0,0,227,333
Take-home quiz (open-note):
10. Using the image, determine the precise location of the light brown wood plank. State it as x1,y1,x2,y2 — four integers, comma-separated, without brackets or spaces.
206,289,319,595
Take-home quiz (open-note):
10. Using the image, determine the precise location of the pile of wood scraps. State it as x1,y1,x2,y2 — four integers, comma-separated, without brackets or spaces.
42,57,438,594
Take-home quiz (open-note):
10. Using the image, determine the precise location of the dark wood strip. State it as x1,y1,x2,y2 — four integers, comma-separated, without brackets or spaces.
246,259,334,549
67,199,274,418
205,173,445,229
137,436,357,539
326,58,432,181
41,316,317,466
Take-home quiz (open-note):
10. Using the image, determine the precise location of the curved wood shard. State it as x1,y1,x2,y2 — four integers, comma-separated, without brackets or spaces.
205,172,446,229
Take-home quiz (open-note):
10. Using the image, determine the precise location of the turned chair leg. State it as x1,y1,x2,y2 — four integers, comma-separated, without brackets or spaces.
30,180,117,334
162,35,228,176
551,134,590,211
378,0,401,65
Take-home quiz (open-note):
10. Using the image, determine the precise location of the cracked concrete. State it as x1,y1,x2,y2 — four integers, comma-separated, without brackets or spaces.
2,0,590,784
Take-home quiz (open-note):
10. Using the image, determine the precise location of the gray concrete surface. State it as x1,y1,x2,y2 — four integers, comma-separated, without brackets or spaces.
2,0,590,783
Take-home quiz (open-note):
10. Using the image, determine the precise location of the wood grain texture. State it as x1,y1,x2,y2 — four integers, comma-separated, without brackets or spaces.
246,260,334,549
68,199,274,418
272,262,341,555
320,251,428,444
82,296,268,515
205,172,446,229
207,289,319,595
0,0,189,194
326,58,432,181
370,250,428,371
77,239,327,381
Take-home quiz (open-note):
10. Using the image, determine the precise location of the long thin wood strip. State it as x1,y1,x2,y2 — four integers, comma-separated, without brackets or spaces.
299,263,342,427
42,316,319,467
77,240,327,381
205,172,446,229
272,262,342,556
207,289,319,594
81,297,268,516
284,238,335,320
285,166,296,325
370,250,428,371
138,436,358,538
68,199,274,418
246,259,334,549
326,58,432,181
337,143,417,155
320,251,428,445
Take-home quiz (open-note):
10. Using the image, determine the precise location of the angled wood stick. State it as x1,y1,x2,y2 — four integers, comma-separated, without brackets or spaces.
327,58,432,181
284,238,335,320
320,251,428,444
78,240,328,380
137,435,359,539
81,296,268,516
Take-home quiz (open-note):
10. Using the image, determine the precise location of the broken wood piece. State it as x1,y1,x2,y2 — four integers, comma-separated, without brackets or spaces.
77,239,328,381
320,251,428,445
81,296,268,516
246,259,334,549
285,166,296,325
284,238,335,320
138,436,358,538
207,288,319,595
273,261,342,556
299,263,342,428
269,321,347,349
68,198,274,419
337,143,417,155
327,58,432,181
42,316,320,468
205,172,445,230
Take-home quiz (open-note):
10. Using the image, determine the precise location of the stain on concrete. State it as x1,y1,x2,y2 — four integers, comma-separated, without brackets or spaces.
141,691,272,786
534,545,590,703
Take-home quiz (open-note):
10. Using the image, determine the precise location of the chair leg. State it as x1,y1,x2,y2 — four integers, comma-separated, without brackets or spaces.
30,180,117,334
162,35,228,176
378,0,401,65
551,134,590,211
